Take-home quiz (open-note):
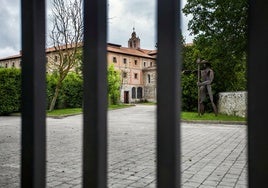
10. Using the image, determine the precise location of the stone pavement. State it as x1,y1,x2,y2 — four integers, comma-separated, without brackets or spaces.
0,105,247,188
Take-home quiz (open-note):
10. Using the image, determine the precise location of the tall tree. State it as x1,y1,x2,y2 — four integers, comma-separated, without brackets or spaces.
183,0,247,55
107,64,121,105
182,0,248,92
48,0,83,111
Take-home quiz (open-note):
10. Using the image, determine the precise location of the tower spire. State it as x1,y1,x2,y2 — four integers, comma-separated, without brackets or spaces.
128,27,140,49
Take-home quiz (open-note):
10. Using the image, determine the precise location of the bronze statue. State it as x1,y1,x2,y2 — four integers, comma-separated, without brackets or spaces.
197,59,218,116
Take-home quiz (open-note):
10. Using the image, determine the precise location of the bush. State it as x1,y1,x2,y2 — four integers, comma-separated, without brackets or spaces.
0,70,83,114
181,72,198,111
61,73,83,108
46,73,83,109
107,64,121,105
0,68,21,115
46,73,59,109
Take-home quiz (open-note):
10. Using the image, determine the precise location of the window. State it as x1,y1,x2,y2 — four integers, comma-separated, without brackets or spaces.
134,73,138,79
123,72,127,78
54,55,58,62
123,58,127,64
144,62,146,67
150,62,153,66
137,87,142,99
132,87,136,99
113,57,117,63
12,62,15,67
134,60,137,65
5,63,8,68
148,74,151,83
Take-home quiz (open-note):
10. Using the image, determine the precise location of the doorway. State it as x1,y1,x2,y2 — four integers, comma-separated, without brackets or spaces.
124,91,129,103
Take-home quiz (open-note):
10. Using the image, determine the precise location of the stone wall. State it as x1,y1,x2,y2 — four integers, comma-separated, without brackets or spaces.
143,66,157,102
218,91,247,117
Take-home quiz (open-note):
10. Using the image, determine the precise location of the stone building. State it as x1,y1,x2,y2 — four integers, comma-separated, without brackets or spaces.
0,30,157,103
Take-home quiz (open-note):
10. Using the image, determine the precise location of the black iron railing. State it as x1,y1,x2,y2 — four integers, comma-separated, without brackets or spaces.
20,0,268,187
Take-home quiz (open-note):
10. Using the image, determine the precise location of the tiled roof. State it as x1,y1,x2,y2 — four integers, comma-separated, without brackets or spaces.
107,45,156,59
0,43,157,61
0,54,21,61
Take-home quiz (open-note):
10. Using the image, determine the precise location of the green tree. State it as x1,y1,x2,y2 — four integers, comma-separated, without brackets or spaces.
181,44,196,111
107,64,121,105
182,0,248,92
183,0,247,55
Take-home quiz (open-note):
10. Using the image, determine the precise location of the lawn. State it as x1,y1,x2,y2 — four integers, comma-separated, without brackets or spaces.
47,106,246,123
47,108,82,117
181,112,246,122
47,104,134,117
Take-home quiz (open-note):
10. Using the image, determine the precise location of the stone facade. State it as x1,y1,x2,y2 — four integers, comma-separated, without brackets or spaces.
218,91,247,117
143,66,157,102
0,55,21,68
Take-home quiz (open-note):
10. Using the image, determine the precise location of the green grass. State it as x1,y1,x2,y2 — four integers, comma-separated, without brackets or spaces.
138,102,157,105
109,104,135,110
47,108,82,117
181,112,246,122
47,106,246,122
47,104,134,117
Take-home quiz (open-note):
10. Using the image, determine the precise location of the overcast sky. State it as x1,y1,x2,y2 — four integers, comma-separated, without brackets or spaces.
0,0,193,58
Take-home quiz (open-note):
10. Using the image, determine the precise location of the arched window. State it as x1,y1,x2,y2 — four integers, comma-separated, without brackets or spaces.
137,87,143,99
113,57,117,63
148,74,151,83
132,87,136,99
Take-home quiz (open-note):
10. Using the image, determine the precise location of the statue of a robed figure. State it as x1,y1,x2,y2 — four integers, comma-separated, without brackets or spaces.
197,59,218,116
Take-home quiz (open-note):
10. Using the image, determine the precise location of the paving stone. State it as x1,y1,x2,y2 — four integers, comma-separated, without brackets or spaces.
0,105,247,187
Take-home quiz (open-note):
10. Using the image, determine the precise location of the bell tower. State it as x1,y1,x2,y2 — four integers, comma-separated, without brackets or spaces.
128,27,140,49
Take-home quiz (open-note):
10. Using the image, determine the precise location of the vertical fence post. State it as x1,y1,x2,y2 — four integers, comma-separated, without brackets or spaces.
248,1,268,187
83,0,107,187
21,0,46,187
157,0,181,187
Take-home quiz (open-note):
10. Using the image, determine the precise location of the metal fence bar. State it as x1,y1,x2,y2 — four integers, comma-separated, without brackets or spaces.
21,0,46,187
83,0,107,187
248,1,268,187
157,0,181,187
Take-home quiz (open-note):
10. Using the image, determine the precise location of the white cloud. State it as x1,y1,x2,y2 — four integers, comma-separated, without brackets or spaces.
0,0,21,58
108,0,156,49
0,47,19,59
0,0,194,58
108,0,193,48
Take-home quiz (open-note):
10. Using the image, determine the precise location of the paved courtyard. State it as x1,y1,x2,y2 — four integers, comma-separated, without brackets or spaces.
0,105,247,187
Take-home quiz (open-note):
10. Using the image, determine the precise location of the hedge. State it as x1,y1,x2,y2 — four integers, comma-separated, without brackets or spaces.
0,68,21,115
46,73,83,109
0,70,83,115
60,73,83,108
